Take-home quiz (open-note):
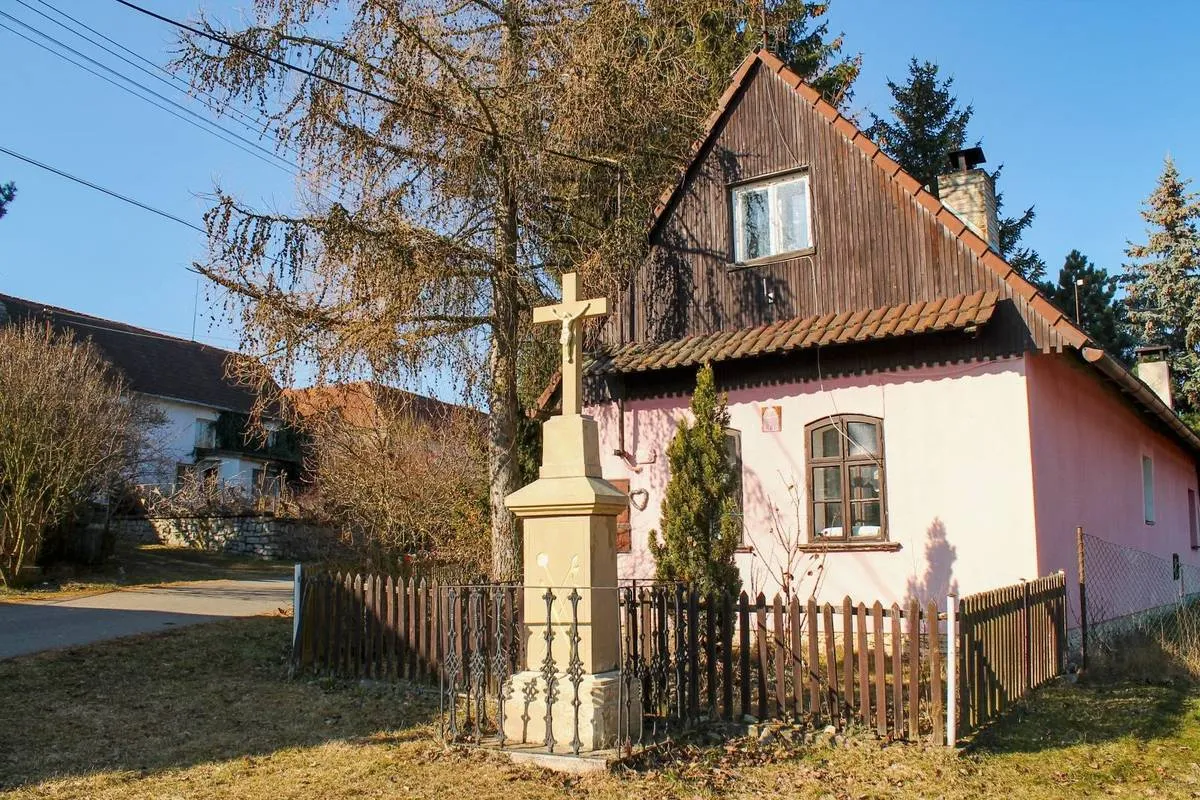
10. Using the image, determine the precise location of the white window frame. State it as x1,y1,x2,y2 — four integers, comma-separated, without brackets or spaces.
732,171,813,264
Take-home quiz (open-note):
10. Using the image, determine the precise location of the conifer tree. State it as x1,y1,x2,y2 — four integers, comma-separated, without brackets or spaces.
865,59,972,198
649,364,741,597
1038,249,1133,361
867,59,1044,279
1123,156,1200,410
0,183,15,221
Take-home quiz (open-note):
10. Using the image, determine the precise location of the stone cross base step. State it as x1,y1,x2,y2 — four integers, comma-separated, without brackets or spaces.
501,670,642,754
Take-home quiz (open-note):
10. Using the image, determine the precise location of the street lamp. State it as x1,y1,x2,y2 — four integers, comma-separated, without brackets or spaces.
1074,277,1085,324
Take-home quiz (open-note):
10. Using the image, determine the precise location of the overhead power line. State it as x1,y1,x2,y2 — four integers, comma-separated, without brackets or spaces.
112,0,620,170
0,10,298,176
0,144,206,234
22,0,307,167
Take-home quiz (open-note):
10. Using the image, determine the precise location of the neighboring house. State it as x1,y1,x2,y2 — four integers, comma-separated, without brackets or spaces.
548,49,1200,613
285,382,484,433
0,293,298,497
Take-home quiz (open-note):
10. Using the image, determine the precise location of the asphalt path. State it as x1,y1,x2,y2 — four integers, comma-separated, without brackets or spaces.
0,579,293,660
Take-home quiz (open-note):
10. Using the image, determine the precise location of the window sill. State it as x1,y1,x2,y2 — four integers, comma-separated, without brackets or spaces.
797,541,902,553
728,247,817,271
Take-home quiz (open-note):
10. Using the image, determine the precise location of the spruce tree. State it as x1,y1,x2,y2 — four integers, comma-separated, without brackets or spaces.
868,59,1044,279
866,59,972,197
1123,156,1200,410
1038,250,1133,361
649,364,741,597
0,183,15,221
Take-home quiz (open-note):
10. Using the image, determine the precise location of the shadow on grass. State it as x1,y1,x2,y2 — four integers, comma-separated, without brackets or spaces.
0,615,439,790
969,634,1195,756
4,541,294,601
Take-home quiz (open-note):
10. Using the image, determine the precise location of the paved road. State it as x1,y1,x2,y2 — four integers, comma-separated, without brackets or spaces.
0,579,293,660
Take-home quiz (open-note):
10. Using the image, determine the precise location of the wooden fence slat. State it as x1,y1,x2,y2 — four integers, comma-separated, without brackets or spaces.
907,598,920,741
419,578,431,684
739,591,751,718
823,603,837,722
706,592,718,716
790,596,803,720
873,602,886,737
755,594,769,722
929,599,943,746
890,604,903,738
722,592,734,720
688,589,700,719
807,597,820,718
856,602,869,726
842,596,854,722
772,594,786,718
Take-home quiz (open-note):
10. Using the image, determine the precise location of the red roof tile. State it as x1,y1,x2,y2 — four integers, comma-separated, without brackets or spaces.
588,293,998,376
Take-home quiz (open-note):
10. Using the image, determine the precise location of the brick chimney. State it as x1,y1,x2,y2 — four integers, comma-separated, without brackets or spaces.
1135,345,1174,410
938,147,1000,252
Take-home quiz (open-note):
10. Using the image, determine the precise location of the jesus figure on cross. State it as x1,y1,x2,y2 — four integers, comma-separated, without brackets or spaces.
532,272,607,416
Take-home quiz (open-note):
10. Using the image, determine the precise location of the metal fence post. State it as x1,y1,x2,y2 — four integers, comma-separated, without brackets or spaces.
290,562,303,674
1076,527,1087,672
946,593,957,747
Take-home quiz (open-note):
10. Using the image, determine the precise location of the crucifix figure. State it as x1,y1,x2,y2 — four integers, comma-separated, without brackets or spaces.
532,272,607,416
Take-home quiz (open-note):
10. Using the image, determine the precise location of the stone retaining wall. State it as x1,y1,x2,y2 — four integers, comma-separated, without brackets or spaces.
110,515,339,561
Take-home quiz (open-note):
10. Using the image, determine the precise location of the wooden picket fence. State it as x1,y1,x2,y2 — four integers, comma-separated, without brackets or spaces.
291,571,451,684
957,572,1067,733
290,567,1067,746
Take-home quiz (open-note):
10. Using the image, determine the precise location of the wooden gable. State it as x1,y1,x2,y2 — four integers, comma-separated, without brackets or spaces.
600,52,1081,360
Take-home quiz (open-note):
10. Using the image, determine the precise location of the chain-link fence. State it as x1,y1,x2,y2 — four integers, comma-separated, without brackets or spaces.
1078,531,1200,666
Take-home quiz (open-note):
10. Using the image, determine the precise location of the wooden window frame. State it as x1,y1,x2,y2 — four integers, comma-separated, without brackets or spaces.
725,428,747,549
729,169,814,266
803,414,893,550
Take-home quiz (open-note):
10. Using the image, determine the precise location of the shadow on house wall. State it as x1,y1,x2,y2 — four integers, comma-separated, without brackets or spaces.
907,517,959,606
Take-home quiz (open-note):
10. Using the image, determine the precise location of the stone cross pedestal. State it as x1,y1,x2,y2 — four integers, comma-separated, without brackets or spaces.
502,273,639,753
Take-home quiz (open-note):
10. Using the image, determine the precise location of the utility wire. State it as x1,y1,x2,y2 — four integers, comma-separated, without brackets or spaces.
112,0,620,170
22,0,306,167
0,11,298,176
0,144,205,234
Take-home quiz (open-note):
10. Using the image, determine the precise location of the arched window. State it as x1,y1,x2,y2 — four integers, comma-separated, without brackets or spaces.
805,415,886,542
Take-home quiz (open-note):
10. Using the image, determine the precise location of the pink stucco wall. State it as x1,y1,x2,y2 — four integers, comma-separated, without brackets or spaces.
587,357,1042,606
1025,353,1200,623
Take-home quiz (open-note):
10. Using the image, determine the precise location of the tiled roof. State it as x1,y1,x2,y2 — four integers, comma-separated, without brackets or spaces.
589,292,998,375
0,293,265,415
285,382,484,430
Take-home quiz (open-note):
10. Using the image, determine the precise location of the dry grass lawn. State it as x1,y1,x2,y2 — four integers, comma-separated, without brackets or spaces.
3,615,1200,799
0,542,294,603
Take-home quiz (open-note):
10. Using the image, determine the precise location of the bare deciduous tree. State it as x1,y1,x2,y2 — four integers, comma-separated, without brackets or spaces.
173,0,859,579
0,323,149,585
291,385,490,573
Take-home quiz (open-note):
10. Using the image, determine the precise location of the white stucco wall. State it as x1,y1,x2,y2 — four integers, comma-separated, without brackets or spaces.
137,396,270,493
586,357,1040,606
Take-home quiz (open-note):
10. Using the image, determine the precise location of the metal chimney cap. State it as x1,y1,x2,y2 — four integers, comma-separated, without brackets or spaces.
947,146,987,172
1135,344,1171,360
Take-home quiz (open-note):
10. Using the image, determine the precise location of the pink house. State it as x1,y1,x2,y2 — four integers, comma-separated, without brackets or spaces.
553,50,1200,617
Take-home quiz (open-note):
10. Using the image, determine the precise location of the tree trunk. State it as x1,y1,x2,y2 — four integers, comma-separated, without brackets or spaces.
488,234,521,581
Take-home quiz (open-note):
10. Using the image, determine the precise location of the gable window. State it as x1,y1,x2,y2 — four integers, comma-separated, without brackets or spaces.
805,415,885,542
732,171,812,264
1143,455,1155,525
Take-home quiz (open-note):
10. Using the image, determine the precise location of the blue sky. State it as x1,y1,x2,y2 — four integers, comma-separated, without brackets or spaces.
1,1,1197,373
